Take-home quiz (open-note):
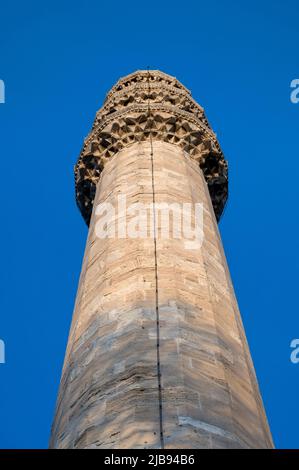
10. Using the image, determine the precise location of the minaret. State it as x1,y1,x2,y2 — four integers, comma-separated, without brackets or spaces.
50,71,273,449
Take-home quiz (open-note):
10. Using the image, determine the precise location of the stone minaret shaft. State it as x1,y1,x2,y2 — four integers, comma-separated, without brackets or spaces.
50,71,273,449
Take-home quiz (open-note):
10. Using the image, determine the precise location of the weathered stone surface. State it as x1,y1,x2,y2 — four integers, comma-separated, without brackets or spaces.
50,71,273,449
50,143,272,449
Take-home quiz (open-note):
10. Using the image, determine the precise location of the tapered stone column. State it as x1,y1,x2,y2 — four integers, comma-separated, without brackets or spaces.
50,71,273,449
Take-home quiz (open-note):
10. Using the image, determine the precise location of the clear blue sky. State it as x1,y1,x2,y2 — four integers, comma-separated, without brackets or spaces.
0,0,298,449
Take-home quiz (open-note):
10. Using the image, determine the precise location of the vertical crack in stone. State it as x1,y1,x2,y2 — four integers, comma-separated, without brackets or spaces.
147,70,164,449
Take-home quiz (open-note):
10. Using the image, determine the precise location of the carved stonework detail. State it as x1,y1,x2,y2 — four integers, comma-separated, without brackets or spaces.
75,70,228,224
